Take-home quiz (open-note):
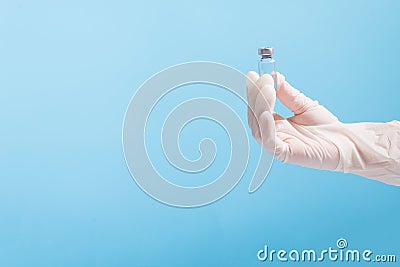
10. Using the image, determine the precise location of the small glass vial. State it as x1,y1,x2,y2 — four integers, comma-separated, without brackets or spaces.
258,47,276,76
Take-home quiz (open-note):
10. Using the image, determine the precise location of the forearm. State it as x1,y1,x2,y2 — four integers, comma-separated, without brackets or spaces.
333,121,400,185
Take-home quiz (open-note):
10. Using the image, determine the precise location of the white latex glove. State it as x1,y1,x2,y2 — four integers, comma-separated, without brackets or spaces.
246,71,400,186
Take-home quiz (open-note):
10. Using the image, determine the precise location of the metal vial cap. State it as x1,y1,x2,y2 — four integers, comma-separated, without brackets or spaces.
258,47,274,58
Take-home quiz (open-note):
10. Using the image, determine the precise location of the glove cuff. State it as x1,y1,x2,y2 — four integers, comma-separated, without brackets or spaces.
332,121,400,185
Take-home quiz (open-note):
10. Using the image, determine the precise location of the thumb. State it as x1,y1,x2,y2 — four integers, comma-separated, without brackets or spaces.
275,73,339,125
275,72,318,115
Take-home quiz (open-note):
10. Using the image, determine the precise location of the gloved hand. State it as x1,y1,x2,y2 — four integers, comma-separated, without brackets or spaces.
246,71,400,186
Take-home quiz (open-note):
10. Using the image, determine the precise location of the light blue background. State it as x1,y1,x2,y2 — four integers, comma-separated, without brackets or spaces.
1,0,399,266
